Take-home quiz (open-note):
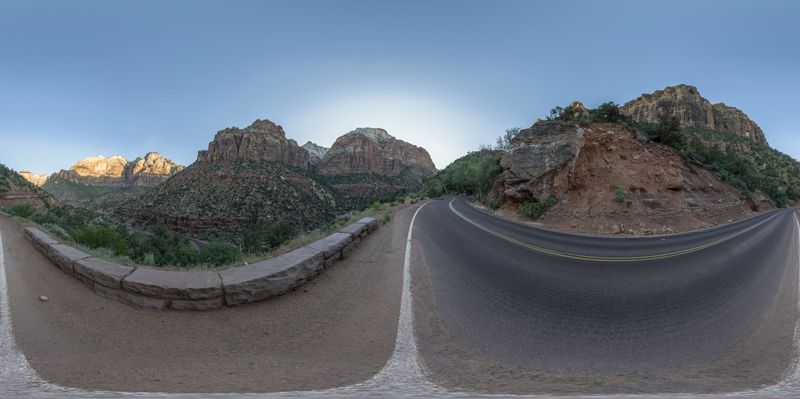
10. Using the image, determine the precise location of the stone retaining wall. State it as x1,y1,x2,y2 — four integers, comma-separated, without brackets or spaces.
24,217,379,310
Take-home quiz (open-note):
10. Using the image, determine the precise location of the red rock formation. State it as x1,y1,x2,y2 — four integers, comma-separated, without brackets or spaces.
317,127,437,179
196,119,310,169
622,84,767,143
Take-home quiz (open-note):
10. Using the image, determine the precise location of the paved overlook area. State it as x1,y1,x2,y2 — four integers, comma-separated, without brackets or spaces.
1,199,800,398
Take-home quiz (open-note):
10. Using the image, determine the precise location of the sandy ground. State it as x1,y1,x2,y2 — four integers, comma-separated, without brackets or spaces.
1,206,414,393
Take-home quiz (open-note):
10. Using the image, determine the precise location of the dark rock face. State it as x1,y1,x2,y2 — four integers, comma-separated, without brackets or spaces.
493,122,585,202
318,127,437,181
196,119,310,169
622,84,767,144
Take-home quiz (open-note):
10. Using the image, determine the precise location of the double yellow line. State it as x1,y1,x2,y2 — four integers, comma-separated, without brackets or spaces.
448,199,779,263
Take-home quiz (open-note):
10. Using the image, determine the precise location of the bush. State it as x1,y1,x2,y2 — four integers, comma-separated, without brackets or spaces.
199,242,241,266
42,223,69,240
588,102,627,123
521,196,558,220
615,184,626,203
10,203,35,218
70,224,128,255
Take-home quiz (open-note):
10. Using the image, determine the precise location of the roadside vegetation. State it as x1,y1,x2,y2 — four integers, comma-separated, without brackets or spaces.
521,196,558,220
636,120,800,207
418,150,502,201
2,190,399,270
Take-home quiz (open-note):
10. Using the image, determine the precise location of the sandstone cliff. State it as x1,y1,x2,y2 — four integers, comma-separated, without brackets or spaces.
48,153,183,188
62,155,129,186
122,152,185,186
196,119,310,169
488,121,761,234
622,84,766,143
19,171,48,186
318,128,436,178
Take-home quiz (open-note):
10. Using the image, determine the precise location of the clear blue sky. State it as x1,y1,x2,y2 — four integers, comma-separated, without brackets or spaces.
1,0,798,174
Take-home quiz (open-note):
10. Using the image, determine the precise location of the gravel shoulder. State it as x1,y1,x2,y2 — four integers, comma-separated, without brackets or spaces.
1,207,412,393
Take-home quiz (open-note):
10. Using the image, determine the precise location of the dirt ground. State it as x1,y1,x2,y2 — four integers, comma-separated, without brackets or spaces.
1,206,414,393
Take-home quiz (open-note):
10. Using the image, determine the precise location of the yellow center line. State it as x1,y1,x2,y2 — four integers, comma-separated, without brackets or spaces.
448,199,780,263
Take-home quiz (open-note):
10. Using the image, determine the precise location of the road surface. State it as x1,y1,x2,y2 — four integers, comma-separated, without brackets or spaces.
413,197,799,394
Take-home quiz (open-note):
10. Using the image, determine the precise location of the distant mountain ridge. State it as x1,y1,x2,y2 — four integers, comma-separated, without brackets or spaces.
119,119,437,237
25,152,185,210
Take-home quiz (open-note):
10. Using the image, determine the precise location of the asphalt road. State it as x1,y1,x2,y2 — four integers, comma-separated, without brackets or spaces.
413,197,800,394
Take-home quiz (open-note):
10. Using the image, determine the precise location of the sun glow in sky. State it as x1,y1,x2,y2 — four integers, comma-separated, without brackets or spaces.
1,0,798,174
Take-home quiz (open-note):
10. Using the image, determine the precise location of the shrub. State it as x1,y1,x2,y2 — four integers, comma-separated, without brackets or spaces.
42,223,69,240
521,196,558,220
164,244,199,267
142,253,156,266
10,203,35,218
70,224,128,256
199,242,241,266
589,102,626,123
615,184,626,203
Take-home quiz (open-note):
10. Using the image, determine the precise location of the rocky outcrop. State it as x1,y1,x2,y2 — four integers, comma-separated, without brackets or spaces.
302,141,329,165
489,121,760,235
122,152,184,186
622,84,767,143
318,127,437,179
196,119,310,170
18,171,48,186
493,122,586,203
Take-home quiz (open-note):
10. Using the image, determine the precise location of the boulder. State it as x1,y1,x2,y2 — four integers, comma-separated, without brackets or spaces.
490,121,585,203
